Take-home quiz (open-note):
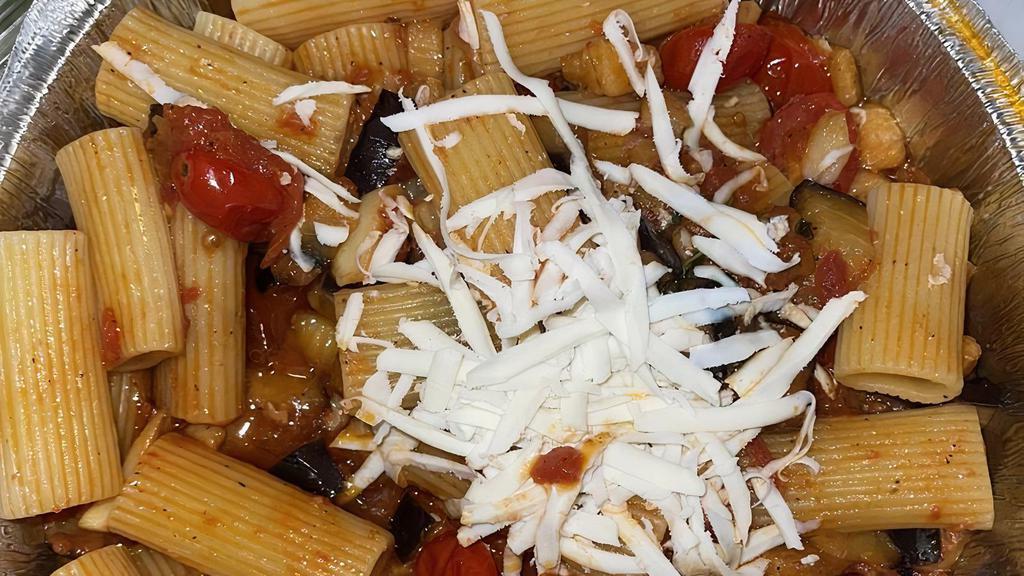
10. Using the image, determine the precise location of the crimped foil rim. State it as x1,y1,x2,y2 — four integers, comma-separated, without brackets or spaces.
908,0,1024,181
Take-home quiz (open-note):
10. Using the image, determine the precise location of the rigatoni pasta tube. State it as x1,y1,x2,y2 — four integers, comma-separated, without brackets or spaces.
835,183,973,403
294,23,409,85
56,127,185,371
109,370,154,457
100,7,354,175
127,546,202,576
762,404,993,531
0,231,122,519
399,72,556,254
472,0,725,76
336,283,459,398
107,434,392,576
193,11,292,68
232,0,458,49
97,11,294,129
52,545,142,576
154,204,247,425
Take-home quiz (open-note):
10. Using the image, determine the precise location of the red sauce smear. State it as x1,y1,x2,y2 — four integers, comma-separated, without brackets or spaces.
277,107,319,137
180,286,203,305
815,250,852,301
149,105,305,267
529,446,584,486
100,307,122,368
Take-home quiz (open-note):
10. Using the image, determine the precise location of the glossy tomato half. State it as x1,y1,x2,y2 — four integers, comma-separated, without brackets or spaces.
661,23,772,92
752,17,832,108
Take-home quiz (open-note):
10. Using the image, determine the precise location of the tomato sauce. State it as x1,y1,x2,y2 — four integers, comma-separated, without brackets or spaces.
529,446,585,486
815,249,852,301
147,105,304,267
277,107,319,137
100,307,123,368
414,532,499,576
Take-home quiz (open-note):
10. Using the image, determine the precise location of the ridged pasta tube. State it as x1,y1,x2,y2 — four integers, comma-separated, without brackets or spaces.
51,545,142,576
399,72,557,254
835,183,973,403
154,204,247,425
472,0,725,76
336,283,459,398
97,8,354,175
107,434,393,576
763,404,993,531
56,127,185,371
232,0,458,49
193,11,292,68
0,231,123,519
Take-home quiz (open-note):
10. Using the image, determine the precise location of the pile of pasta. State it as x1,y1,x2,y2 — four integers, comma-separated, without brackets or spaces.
0,0,994,575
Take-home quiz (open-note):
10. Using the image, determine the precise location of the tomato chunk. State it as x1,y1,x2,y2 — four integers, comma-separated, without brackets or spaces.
415,532,498,576
661,23,771,91
815,249,852,301
752,17,832,108
758,92,845,179
150,105,304,266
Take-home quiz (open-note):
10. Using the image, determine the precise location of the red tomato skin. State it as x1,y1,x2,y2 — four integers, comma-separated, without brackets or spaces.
415,533,498,576
171,151,287,243
153,105,305,266
661,24,772,91
752,18,832,108
757,92,847,180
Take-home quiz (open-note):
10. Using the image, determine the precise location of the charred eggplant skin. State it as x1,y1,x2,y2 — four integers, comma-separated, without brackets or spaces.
789,179,872,265
889,528,942,573
390,494,433,562
345,90,403,196
269,441,346,499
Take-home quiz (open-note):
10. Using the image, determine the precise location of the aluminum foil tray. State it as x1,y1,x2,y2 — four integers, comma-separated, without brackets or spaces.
0,0,1023,573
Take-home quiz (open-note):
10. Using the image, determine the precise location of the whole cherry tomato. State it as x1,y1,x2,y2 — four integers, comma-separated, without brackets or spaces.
152,105,305,266
752,17,833,108
415,533,498,576
171,150,293,243
660,23,772,92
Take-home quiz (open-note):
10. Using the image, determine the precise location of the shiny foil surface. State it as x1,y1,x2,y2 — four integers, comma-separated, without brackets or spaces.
1,0,1023,573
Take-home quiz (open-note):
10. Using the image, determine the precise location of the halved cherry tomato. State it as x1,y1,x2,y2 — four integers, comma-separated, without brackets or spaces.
660,23,771,91
151,105,305,266
415,532,498,576
752,17,832,108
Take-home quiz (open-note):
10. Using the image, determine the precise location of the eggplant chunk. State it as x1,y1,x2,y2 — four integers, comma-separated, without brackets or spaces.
790,180,873,273
344,90,403,195
390,494,433,562
269,441,345,499
889,528,942,566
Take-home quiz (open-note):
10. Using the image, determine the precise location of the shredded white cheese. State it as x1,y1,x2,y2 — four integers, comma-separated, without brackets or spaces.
326,9,875,575
929,252,953,286
272,80,370,106
93,42,205,107
293,98,317,128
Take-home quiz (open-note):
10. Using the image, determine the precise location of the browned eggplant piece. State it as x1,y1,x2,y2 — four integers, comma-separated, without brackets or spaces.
390,494,433,562
790,180,873,272
269,440,345,499
889,528,942,573
344,90,403,195
639,216,684,271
